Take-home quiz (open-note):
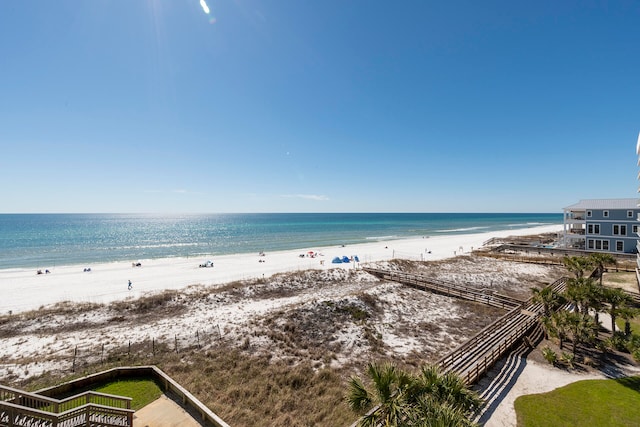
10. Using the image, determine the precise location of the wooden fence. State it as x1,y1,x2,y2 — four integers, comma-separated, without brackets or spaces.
29,326,225,375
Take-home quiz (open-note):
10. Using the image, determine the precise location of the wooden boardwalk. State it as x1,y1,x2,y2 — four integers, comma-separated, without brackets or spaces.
363,267,525,311
363,267,566,384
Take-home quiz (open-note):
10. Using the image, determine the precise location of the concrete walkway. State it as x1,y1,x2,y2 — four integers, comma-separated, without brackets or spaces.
134,394,203,427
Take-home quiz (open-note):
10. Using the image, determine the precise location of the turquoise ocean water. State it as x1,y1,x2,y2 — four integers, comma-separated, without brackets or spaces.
0,213,562,269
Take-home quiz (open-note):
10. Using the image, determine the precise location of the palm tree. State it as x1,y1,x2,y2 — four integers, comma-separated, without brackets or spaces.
347,363,481,427
548,311,569,350
588,253,617,285
603,288,633,334
408,365,482,413
531,286,565,317
348,362,412,426
407,399,477,427
564,277,592,314
562,256,592,279
564,311,597,356
618,306,639,336
540,315,555,342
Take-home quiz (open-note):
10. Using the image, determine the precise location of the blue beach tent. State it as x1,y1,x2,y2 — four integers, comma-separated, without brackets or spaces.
342,256,350,263
354,255,359,262
332,257,342,264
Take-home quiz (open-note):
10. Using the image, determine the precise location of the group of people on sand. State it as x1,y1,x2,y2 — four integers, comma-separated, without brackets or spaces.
36,269,51,275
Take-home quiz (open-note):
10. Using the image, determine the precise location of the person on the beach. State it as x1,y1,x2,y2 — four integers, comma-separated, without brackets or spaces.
128,280,132,290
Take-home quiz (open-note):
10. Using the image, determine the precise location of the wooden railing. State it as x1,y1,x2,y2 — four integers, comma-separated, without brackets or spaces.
349,273,567,427
0,384,133,427
363,267,525,310
0,384,131,412
34,366,230,427
362,268,567,386
2,365,232,427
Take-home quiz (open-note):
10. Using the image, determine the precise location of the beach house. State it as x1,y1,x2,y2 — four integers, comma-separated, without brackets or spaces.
562,198,640,254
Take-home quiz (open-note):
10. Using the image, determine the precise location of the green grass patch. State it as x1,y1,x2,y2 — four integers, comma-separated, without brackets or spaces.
515,376,640,427
603,272,635,285
94,379,162,411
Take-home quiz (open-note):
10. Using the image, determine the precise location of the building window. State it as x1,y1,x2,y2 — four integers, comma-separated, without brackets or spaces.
587,210,592,218
603,210,609,218
634,225,639,234
613,225,627,236
589,239,609,251
587,224,600,234
628,210,634,218
617,241,624,251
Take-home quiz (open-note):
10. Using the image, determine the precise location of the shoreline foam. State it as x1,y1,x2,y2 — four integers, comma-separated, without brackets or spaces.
0,224,562,314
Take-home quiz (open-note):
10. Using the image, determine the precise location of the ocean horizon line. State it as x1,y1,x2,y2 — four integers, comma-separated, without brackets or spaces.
0,211,560,215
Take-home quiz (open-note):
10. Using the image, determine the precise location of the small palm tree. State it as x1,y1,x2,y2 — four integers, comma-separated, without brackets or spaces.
564,311,597,356
562,256,592,279
531,286,565,317
603,288,633,333
588,253,617,285
548,311,569,350
409,365,482,413
347,362,411,426
618,306,639,336
347,363,481,427
564,277,589,314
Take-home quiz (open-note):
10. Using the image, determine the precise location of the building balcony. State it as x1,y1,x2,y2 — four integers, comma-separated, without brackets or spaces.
566,229,585,235
565,218,585,224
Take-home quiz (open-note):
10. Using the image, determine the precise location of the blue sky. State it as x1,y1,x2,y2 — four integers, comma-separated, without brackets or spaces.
1,1,639,213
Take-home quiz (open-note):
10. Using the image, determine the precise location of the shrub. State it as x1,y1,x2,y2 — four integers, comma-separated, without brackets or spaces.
606,332,629,352
595,340,611,354
542,347,557,365
560,352,575,369
625,334,640,353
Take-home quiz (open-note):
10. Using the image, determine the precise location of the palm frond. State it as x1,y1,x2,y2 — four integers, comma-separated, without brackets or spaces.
347,376,372,413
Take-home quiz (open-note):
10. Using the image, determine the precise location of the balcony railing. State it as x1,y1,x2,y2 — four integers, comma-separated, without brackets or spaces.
566,229,585,235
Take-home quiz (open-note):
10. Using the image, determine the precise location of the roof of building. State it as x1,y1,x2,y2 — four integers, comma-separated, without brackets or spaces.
564,198,640,210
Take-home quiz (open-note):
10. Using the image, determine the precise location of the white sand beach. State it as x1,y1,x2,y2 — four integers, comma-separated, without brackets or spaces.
0,224,562,315
4,221,640,427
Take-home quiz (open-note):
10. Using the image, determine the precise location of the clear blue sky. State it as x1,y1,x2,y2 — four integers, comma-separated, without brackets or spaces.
1,1,638,213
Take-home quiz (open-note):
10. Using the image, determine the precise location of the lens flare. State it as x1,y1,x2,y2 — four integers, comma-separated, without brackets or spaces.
199,0,210,14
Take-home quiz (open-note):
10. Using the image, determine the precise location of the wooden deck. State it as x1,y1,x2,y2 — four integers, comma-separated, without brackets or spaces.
0,384,134,427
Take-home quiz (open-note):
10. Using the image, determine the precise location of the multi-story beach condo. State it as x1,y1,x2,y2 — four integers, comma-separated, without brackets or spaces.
562,198,640,254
